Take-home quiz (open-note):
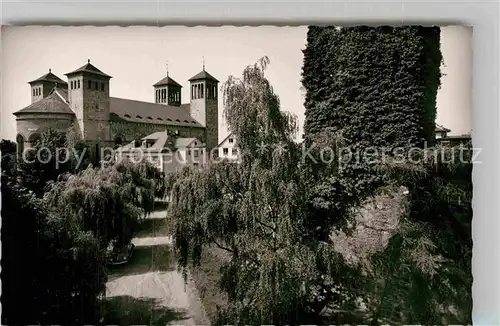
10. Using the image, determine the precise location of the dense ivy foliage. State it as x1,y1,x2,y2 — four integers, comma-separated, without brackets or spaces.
301,25,471,325
302,26,442,149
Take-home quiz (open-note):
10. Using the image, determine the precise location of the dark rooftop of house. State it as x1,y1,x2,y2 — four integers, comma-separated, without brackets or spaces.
65,59,112,78
153,75,182,87
435,124,451,133
28,69,68,85
188,69,219,82
13,91,74,116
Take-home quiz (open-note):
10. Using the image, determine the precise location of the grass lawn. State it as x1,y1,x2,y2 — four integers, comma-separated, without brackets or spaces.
189,246,230,321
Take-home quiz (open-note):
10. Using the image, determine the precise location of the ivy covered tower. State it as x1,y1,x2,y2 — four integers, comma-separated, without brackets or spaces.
65,59,112,142
188,64,219,151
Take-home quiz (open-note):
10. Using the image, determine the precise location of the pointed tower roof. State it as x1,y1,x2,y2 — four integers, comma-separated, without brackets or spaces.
153,76,182,87
65,59,112,78
188,69,219,82
28,69,68,85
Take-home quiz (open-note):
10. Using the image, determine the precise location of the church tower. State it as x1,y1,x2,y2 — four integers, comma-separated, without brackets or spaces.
153,66,182,106
28,69,67,103
188,64,219,151
65,59,112,142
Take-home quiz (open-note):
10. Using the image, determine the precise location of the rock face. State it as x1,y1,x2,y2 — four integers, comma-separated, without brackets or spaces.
332,186,409,267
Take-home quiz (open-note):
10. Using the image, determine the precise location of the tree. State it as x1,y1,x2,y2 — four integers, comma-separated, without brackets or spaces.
362,142,473,325
17,128,91,197
2,129,165,324
166,58,365,325
1,139,18,176
1,173,106,325
44,160,164,250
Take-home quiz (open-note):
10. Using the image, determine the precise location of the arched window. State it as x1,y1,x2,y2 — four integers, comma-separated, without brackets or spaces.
16,134,25,156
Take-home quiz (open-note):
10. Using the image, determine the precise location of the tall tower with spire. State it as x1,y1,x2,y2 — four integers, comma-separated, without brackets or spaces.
153,62,182,106
189,58,219,151
65,59,112,142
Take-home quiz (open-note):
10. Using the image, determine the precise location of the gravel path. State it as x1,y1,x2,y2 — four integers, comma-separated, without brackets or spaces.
105,217,209,326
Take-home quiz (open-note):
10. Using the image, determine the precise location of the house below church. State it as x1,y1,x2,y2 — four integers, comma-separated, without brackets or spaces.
217,133,240,161
115,130,206,173
435,124,471,146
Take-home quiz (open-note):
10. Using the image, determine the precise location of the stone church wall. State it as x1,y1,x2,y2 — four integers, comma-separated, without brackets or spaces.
109,120,205,145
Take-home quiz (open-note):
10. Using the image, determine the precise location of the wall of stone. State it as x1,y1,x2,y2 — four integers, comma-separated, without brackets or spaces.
16,113,75,147
189,97,206,127
69,73,110,142
205,98,218,151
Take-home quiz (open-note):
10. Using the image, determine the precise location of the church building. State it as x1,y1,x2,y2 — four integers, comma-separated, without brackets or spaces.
13,59,219,156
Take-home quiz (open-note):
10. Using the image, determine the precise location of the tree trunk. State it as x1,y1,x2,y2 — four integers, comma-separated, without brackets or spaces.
370,279,389,326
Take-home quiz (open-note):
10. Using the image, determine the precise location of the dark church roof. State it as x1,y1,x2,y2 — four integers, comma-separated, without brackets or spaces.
50,87,69,101
28,70,68,85
65,60,112,78
13,92,74,116
188,69,219,82
153,76,182,87
109,97,203,128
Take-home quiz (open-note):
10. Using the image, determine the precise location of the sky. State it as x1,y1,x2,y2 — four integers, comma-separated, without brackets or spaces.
1,25,472,142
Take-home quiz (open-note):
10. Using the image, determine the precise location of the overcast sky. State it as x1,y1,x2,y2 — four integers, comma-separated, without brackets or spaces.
1,26,471,142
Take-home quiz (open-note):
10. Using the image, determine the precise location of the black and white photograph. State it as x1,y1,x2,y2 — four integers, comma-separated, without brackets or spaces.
1,25,474,325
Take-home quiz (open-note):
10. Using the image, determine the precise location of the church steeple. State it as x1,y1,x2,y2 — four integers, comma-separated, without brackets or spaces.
188,64,219,151
153,62,182,106
28,68,68,103
64,59,112,141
